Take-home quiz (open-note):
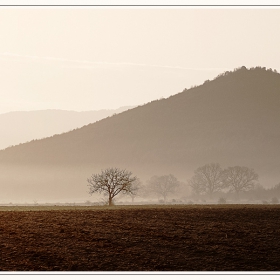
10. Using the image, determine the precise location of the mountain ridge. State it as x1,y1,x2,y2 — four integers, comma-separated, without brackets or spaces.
0,106,134,150
0,66,279,202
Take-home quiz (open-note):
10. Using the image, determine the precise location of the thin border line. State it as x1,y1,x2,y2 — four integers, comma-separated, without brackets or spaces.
1,3,280,276
0,271,280,276
0,5,280,7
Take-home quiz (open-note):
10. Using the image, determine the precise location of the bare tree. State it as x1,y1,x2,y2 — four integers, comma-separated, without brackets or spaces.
223,166,258,199
87,167,137,206
147,174,179,203
188,163,225,199
128,178,143,203
271,182,280,197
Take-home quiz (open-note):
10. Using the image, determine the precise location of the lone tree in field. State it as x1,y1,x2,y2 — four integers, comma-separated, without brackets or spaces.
147,174,179,203
188,163,225,199
223,166,258,199
87,167,137,206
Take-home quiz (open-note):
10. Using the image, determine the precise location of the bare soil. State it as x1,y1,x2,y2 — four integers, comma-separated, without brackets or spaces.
0,204,280,271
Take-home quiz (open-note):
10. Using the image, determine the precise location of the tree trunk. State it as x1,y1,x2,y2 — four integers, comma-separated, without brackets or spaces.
235,191,240,201
108,196,113,206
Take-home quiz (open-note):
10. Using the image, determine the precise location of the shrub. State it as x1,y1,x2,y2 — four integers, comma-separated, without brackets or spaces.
218,197,227,204
262,200,269,204
271,197,279,204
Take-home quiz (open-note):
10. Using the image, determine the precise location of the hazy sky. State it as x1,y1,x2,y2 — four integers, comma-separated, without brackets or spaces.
0,8,280,113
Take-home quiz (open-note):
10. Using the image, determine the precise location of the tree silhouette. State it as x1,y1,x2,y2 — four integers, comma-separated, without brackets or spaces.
87,167,137,206
127,178,143,203
147,174,179,203
188,163,225,199
223,166,258,199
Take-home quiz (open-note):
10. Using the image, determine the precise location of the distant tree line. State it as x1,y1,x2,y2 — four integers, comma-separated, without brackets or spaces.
188,163,280,204
87,168,185,206
87,165,280,206
213,66,279,81
188,163,259,200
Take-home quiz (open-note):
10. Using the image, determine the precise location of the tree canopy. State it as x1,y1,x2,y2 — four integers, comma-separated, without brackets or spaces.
223,166,258,198
87,167,137,206
188,163,225,198
147,174,179,203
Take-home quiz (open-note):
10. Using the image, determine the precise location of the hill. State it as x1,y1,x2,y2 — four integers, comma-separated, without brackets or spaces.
0,107,133,150
0,66,279,202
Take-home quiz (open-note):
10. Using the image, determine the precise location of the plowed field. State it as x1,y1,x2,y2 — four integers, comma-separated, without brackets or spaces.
0,205,280,271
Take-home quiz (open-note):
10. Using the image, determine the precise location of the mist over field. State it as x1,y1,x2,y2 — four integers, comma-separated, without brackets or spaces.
0,67,280,205
0,8,280,206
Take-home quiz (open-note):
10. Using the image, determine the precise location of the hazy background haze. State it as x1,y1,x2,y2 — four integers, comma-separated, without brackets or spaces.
0,8,280,113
